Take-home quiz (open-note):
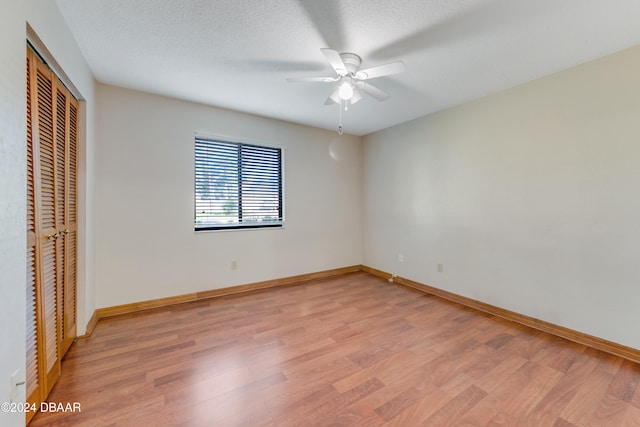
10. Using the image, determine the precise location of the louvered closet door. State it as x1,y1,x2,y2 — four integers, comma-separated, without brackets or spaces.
26,47,78,423
55,80,78,355
30,49,62,397
64,99,78,354
25,49,43,416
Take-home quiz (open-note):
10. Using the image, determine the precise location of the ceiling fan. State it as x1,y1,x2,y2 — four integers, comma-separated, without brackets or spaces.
287,48,406,106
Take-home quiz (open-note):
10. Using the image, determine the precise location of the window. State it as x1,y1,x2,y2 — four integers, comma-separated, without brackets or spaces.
195,135,283,231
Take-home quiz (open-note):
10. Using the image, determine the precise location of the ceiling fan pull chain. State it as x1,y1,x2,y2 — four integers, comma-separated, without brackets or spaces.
338,98,343,135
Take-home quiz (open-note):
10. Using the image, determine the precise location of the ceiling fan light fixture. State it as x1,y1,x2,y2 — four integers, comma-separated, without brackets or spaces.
338,79,354,100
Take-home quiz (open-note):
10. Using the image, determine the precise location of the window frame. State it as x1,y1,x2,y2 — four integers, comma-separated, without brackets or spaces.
194,134,285,232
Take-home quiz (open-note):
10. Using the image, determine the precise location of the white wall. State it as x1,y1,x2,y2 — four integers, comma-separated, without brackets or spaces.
95,84,362,308
363,45,640,349
25,0,97,335
0,0,28,424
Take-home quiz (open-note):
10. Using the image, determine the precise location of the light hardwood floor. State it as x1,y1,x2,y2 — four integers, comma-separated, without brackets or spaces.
30,272,640,426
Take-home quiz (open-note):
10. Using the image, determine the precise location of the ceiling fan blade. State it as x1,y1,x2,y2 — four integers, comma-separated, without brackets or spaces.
355,61,406,80
321,48,348,76
357,82,389,101
287,76,338,83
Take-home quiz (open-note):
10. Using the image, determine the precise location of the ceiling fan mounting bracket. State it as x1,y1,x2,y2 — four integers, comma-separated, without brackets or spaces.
339,53,362,75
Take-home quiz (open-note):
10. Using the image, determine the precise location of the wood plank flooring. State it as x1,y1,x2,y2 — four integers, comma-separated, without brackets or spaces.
30,272,640,426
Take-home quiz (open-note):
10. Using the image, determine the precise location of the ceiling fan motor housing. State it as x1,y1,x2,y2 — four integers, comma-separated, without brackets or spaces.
339,53,362,75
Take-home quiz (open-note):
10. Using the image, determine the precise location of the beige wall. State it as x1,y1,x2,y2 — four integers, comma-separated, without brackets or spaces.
0,1,27,424
95,84,363,308
363,45,640,349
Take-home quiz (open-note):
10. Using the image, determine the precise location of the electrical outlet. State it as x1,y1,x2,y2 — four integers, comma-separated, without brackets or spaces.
231,260,237,270
398,253,404,263
437,263,443,273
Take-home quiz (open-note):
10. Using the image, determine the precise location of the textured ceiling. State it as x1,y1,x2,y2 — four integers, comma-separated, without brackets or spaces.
56,0,640,136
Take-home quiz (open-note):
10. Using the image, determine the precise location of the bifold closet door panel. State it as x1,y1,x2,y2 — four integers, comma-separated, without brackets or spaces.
54,82,78,355
32,50,62,395
25,50,43,411
62,98,78,355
